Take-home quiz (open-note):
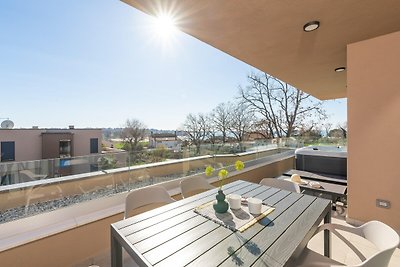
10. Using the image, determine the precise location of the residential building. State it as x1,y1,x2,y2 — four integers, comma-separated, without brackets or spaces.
0,127,102,162
148,131,181,151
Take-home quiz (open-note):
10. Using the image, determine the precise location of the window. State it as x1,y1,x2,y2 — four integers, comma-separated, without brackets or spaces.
59,140,71,158
1,141,15,162
90,138,98,154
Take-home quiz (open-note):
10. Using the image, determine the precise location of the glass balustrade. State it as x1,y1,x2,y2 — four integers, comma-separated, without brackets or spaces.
0,139,298,224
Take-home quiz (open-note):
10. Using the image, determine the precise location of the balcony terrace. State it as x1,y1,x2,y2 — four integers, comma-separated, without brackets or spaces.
119,1,400,265
1,141,399,266
0,144,296,266
1,0,400,266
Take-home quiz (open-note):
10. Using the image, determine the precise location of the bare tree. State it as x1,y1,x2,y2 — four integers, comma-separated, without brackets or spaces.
249,119,274,139
338,121,347,138
205,114,218,145
183,113,207,155
240,73,326,138
323,122,333,137
329,128,344,138
121,119,147,151
298,121,322,138
227,102,254,151
211,103,231,143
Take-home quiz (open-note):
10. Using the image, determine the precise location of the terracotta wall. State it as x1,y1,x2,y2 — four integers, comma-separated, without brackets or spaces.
0,129,102,162
347,30,400,230
71,129,102,156
0,213,123,267
0,129,42,161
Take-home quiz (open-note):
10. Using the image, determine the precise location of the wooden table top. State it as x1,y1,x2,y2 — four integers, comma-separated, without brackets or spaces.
111,180,331,267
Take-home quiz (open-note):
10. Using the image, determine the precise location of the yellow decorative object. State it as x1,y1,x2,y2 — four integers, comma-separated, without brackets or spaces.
235,160,245,171
205,165,215,176
204,161,244,190
218,169,228,179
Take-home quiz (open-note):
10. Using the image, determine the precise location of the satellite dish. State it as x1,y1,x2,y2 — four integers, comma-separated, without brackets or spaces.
1,120,14,129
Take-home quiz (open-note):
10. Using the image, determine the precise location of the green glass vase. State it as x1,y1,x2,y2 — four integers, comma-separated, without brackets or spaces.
213,190,229,213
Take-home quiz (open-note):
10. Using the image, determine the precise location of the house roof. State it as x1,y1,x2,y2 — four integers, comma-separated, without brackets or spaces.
151,133,177,138
153,137,178,142
121,0,400,100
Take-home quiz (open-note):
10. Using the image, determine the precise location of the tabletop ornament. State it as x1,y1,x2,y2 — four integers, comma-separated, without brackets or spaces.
205,160,245,213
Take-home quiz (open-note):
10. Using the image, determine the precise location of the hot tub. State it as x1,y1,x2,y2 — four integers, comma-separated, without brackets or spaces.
295,146,347,177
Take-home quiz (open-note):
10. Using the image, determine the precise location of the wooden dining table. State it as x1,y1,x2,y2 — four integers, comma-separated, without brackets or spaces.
111,180,331,267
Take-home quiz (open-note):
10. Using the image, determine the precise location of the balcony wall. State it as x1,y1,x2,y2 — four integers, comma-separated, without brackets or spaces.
0,152,294,267
347,30,400,230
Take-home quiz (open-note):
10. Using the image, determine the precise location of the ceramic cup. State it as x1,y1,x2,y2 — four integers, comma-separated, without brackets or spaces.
247,197,262,215
227,194,241,210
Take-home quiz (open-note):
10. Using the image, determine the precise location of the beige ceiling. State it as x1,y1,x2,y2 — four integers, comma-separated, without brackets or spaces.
121,0,400,100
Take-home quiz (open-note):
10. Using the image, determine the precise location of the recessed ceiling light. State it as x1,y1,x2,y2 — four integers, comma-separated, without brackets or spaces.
303,21,320,32
335,67,346,72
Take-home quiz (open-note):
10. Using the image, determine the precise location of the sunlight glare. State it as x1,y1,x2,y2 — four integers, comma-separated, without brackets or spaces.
153,14,178,41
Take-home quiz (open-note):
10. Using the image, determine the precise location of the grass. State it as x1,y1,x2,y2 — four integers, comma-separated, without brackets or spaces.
114,142,125,149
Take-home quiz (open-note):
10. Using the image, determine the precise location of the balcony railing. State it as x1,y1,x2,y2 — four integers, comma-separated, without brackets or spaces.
0,139,301,186
0,142,296,224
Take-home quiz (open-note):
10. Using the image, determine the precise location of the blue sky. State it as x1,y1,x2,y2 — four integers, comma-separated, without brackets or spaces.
0,0,346,130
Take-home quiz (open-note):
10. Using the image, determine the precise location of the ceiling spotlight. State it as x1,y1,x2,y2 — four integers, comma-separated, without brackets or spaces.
335,67,346,72
303,21,320,32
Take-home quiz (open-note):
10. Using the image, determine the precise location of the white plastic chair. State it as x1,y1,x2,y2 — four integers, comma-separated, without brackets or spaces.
259,178,301,193
180,176,215,198
124,186,175,219
295,220,400,267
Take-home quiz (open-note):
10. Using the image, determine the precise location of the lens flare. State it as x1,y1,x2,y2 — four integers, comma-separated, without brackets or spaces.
153,14,177,41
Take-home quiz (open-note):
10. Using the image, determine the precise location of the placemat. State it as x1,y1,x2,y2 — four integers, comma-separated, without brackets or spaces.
194,201,275,232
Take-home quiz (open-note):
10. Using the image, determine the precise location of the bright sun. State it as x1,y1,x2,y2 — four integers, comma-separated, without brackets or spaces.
153,14,178,42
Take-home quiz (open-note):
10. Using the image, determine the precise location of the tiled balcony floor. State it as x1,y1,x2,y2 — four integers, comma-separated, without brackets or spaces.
75,209,400,267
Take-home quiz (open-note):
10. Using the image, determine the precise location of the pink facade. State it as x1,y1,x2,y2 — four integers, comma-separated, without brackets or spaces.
0,128,102,162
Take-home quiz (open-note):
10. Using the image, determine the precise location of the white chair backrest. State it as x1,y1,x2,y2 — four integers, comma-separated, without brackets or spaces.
125,186,175,219
19,170,36,182
180,176,214,198
259,178,300,193
357,220,400,267
313,221,399,267
19,170,46,182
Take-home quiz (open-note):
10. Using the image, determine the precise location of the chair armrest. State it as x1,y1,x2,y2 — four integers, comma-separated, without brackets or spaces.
314,223,367,262
315,223,363,237
297,264,344,267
